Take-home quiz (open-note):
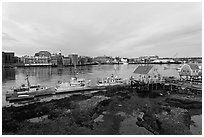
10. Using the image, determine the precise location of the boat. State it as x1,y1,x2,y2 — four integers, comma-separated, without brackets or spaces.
96,74,128,87
6,75,56,99
55,77,93,93
55,64,93,94
7,94,35,101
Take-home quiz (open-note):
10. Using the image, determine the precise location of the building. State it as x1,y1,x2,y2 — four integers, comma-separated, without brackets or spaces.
35,51,51,57
132,65,162,83
51,53,64,66
21,55,51,66
2,52,15,65
179,63,200,77
69,54,78,65
62,57,71,66
152,59,175,63
121,58,128,64
94,56,114,64
51,55,58,66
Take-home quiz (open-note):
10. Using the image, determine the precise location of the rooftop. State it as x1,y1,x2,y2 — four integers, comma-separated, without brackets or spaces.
133,65,153,74
187,63,199,70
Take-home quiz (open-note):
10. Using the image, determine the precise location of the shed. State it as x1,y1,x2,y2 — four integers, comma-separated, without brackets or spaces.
133,65,161,83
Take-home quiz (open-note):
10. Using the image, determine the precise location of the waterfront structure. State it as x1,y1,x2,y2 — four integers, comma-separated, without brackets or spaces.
62,57,71,66
21,55,51,66
69,54,78,65
51,53,64,66
128,58,140,63
78,56,93,65
121,58,128,64
152,59,175,63
94,55,114,64
132,65,162,83
179,63,200,77
139,55,159,63
2,52,15,65
51,55,58,66
35,51,51,58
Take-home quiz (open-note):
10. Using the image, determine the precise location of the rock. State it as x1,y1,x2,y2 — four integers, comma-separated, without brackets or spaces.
137,117,143,122
137,112,144,121
94,115,104,122
75,96,110,112
165,94,202,109
65,109,71,113
102,111,108,115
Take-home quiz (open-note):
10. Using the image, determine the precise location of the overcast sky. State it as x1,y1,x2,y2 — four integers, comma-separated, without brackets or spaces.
2,2,202,58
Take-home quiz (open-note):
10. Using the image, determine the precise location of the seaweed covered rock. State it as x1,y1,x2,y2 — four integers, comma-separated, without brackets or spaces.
137,106,192,135
165,94,202,109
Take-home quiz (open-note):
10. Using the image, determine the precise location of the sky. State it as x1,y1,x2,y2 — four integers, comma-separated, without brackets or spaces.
2,2,202,58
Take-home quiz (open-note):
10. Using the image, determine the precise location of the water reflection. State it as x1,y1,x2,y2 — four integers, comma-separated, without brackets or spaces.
2,68,16,82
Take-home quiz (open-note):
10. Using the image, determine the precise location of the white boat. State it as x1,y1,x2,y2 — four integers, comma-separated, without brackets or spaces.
96,74,128,87
6,75,56,99
56,77,92,93
55,64,92,93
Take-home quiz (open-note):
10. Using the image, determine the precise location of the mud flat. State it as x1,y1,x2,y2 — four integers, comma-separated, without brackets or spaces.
2,85,202,135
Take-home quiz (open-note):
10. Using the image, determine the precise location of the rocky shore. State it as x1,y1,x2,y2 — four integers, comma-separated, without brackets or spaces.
2,85,202,135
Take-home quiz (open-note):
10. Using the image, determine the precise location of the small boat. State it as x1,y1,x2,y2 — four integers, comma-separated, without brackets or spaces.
6,75,56,99
7,94,35,101
96,74,128,87
55,77,92,93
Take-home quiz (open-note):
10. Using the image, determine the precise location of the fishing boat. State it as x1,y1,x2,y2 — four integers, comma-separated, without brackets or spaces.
96,74,128,87
55,65,92,94
6,75,56,99
55,77,92,93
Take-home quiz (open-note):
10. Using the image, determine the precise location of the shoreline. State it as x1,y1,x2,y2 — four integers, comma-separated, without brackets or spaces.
2,85,202,135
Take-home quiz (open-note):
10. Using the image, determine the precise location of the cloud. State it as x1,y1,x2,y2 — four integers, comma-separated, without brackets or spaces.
2,2,202,57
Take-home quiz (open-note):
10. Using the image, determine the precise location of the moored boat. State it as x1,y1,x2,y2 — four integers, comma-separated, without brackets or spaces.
7,94,35,101
55,77,92,93
6,75,56,99
96,74,128,87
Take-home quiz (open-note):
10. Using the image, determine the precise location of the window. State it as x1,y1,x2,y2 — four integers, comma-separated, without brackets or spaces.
155,75,157,78
148,76,151,78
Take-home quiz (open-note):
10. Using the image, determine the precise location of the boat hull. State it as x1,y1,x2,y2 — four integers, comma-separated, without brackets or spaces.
55,86,104,94
6,87,56,100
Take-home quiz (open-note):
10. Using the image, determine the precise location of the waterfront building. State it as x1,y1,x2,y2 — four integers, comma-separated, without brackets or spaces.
179,63,200,77
94,56,114,64
152,59,175,63
62,57,71,66
132,65,162,83
34,50,51,57
51,52,64,66
139,55,159,63
121,58,128,64
21,55,51,66
78,56,93,65
2,52,15,65
128,58,140,63
51,55,58,66
69,54,78,65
